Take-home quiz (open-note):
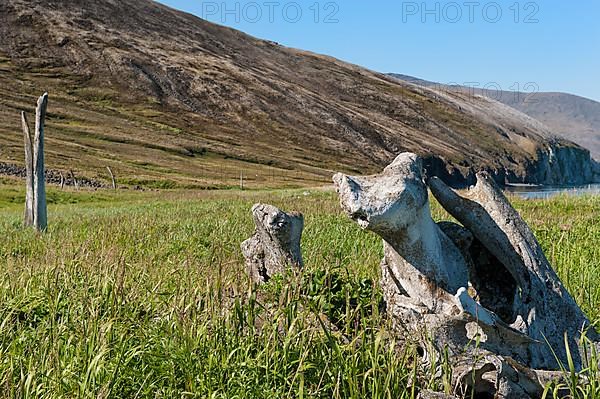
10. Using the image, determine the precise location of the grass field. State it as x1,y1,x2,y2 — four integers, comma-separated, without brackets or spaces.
0,180,599,398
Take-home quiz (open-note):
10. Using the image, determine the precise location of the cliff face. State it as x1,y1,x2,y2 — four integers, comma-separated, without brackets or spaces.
530,145,598,186
0,0,597,188
424,143,599,188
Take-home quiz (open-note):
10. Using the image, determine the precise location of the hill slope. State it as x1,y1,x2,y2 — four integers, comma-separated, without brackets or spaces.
0,0,598,188
389,74,600,160
497,93,600,160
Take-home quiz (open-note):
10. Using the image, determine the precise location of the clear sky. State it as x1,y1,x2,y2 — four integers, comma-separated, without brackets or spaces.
158,0,600,101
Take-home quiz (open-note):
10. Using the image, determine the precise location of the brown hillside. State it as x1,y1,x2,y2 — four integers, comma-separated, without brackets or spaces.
0,0,596,188
389,74,600,161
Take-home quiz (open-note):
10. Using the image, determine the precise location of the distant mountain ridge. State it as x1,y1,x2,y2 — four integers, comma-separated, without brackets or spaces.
388,74,600,160
0,0,597,188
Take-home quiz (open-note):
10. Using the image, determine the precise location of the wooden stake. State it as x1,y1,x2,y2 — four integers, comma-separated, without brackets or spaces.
69,170,79,191
106,166,116,190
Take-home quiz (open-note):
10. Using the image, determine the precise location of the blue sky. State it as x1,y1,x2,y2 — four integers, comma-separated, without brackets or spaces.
159,1,600,101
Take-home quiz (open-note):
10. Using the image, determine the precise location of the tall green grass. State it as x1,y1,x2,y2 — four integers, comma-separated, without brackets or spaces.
0,187,598,398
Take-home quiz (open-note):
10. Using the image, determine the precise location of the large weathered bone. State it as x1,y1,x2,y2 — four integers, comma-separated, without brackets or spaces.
241,204,304,284
429,173,598,370
334,153,468,314
333,153,598,398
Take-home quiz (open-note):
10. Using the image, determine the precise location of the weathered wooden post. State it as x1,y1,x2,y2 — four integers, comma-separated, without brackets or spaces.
22,93,48,231
69,170,79,190
106,166,116,190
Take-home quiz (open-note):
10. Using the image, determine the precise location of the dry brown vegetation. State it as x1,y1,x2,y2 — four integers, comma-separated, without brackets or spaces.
0,0,592,189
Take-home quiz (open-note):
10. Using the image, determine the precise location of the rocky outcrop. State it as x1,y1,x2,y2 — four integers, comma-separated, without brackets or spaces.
593,159,600,181
423,142,600,188
528,143,598,185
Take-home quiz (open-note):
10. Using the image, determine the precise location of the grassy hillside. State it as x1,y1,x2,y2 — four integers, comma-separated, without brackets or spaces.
388,74,600,159
495,92,600,160
0,55,325,190
0,183,598,397
1,0,596,189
